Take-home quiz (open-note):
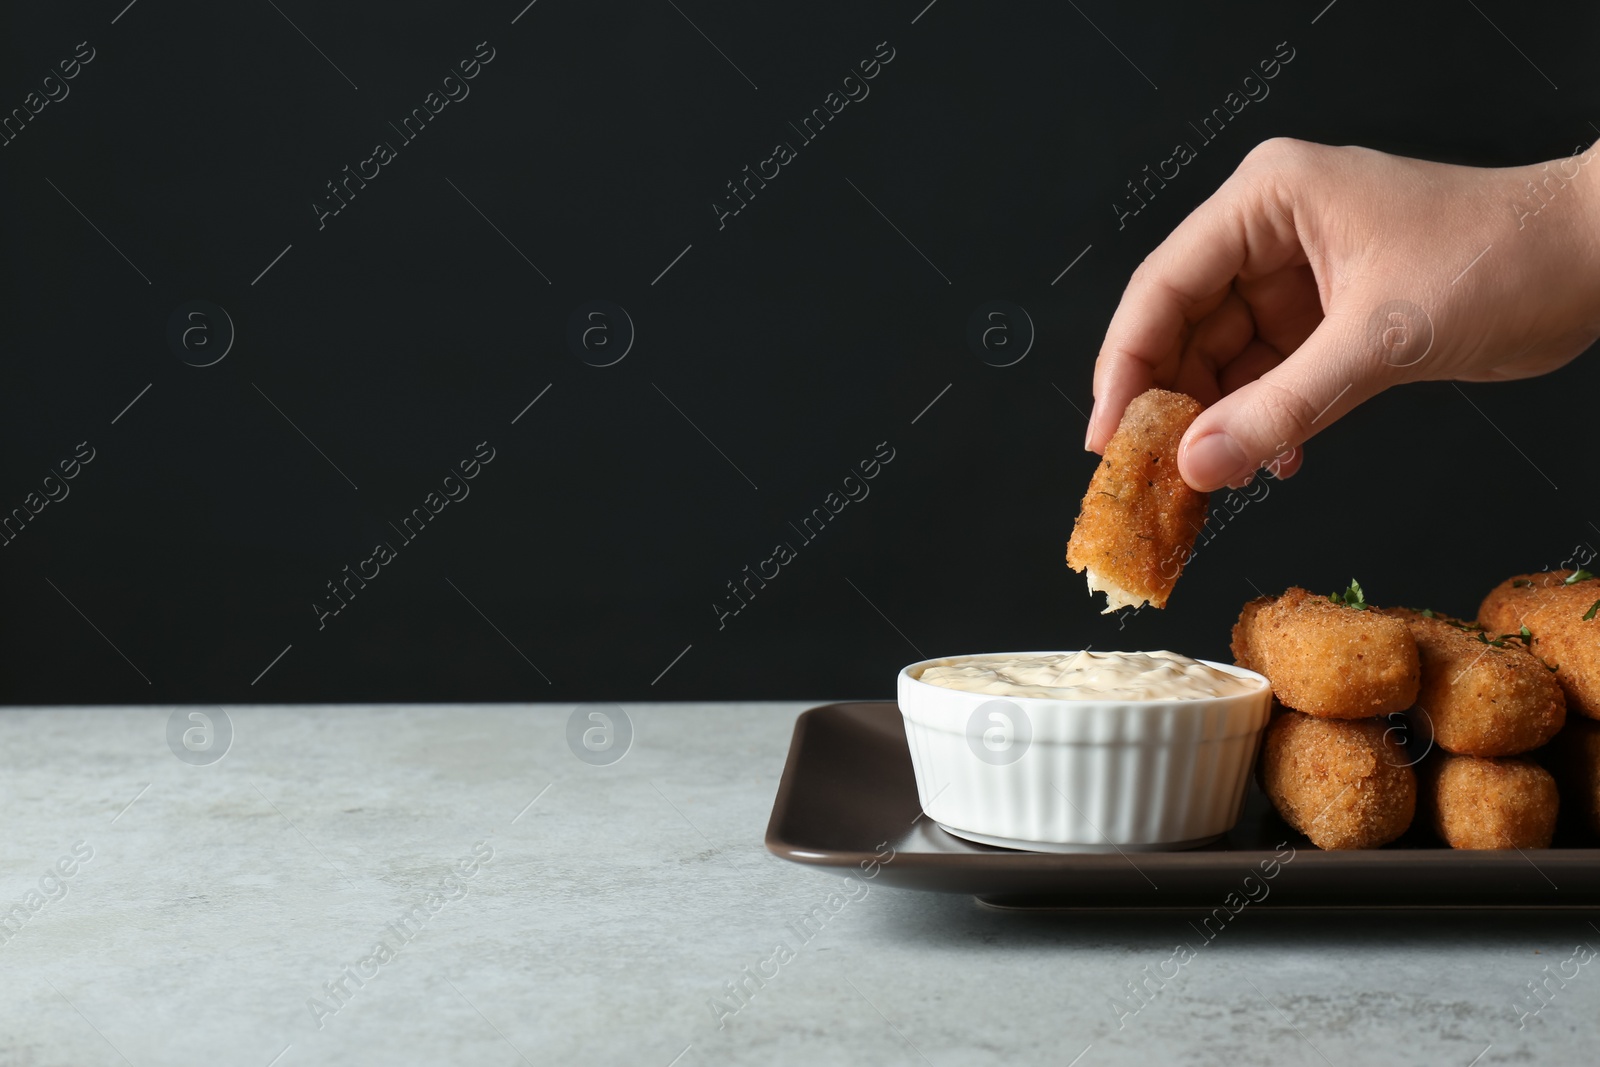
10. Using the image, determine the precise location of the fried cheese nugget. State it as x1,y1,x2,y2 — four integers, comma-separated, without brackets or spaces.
1479,571,1600,720
1259,712,1416,849
1541,717,1600,837
1232,587,1420,719
1066,389,1208,613
1423,754,1558,849
1229,595,1272,673
1381,608,1565,756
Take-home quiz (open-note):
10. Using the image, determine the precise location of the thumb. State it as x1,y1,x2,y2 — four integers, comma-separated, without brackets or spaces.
1177,316,1381,491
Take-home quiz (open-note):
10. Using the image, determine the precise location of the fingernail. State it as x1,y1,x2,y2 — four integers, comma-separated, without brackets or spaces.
1183,432,1250,491
1083,409,1097,451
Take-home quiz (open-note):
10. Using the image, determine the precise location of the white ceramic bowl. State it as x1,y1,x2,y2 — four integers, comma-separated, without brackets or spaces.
897,652,1273,852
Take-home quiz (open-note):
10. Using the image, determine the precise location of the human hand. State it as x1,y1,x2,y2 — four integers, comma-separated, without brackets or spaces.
1085,137,1600,491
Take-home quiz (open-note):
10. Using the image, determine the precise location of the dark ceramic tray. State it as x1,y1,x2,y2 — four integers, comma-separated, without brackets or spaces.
764,702,1600,908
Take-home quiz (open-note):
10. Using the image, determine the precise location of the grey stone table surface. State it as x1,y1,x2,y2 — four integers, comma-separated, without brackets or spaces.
1,702,1596,1067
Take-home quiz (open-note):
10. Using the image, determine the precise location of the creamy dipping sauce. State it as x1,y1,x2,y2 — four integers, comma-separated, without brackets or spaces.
914,650,1259,701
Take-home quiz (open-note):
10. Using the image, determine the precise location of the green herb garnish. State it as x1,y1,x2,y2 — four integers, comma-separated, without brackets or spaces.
1484,627,1561,672
1513,579,1533,588
1417,608,1481,632
1329,580,1368,611
1565,569,1596,585
1586,599,1600,622
1475,626,1534,649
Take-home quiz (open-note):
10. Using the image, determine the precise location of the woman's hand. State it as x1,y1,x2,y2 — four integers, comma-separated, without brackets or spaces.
1086,137,1600,491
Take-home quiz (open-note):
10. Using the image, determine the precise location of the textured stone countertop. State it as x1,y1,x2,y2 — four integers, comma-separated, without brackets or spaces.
0,702,1594,1066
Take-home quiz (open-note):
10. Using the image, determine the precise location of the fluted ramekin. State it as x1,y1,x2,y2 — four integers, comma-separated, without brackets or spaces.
898,652,1272,852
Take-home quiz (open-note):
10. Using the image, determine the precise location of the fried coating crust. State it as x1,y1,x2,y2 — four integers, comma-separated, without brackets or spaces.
1259,712,1416,849
1229,596,1272,673
1541,717,1600,837
1381,608,1565,756
1232,587,1420,719
1423,754,1558,849
1479,571,1600,720
1066,389,1208,613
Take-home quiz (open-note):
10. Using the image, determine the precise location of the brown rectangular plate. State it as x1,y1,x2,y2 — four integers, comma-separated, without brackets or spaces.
765,702,1600,908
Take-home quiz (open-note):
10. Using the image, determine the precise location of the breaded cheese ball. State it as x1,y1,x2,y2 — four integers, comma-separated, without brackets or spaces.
1424,754,1558,850
1232,587,1420,719
1229,596,1272,674
1382,608,1565,756
1479,570,1600,719
1259,712,1416,850
1066,389,1208,613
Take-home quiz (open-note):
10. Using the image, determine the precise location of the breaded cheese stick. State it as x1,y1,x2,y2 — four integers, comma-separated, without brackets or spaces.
1230,596,1272,674
1231,587,1420,719
1066,389,1208,613
1479,570,1600,719
1382,608,1565,756
1259,711,1416,849
1424,753,1558,850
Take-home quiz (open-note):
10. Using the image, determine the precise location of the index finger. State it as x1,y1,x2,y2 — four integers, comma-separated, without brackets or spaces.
1085,164,1299,452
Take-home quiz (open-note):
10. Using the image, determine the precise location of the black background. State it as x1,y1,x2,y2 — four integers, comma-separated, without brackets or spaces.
2,0,1596,705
